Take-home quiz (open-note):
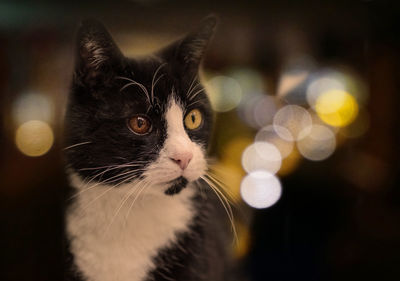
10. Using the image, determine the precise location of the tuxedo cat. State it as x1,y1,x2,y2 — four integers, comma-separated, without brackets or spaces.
64,16,232,281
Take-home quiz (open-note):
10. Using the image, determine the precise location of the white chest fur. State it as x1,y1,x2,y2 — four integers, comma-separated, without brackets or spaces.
66,174,195,281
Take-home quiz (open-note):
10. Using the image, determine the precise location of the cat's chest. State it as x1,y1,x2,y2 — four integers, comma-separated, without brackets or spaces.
66,175,195,281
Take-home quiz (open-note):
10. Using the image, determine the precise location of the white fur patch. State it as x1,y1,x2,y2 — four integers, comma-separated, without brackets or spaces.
67,99,207,281
67,174,195,281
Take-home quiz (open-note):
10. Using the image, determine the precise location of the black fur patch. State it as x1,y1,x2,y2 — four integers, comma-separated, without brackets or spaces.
164,176,188,195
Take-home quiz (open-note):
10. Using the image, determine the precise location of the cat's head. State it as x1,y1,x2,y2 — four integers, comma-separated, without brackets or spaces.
65,17,217,195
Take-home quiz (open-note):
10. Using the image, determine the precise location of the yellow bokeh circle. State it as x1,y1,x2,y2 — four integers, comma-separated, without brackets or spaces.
315,90,358,127
15,120,54,157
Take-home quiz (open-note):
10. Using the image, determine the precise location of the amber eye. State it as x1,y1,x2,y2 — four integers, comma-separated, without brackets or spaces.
184,109,203,130
128,115,152,135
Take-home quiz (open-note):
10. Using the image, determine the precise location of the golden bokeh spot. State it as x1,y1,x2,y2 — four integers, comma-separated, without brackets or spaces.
210,162,244,203
15,120,54,157
278,148,302,176
315,90,358,127
184,109,202,130
221,137,253,166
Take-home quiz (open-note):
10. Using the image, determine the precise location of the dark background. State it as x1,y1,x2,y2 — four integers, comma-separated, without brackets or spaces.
0,1,399,280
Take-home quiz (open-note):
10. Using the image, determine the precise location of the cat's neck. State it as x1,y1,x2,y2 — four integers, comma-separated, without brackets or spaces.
66,172,197,281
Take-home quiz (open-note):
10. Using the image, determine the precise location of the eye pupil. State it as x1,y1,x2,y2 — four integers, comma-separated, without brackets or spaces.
137,118,144,128
191,114,196,123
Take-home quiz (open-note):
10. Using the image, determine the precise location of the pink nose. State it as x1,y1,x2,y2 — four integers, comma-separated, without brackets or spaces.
169,152,193,170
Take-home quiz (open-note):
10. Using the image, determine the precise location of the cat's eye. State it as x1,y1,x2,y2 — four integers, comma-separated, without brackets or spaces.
184,109,203,130
128,115,152,135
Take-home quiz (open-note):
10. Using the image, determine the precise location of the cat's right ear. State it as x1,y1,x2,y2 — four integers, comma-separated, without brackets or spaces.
159,15,217,74
74,19,122,93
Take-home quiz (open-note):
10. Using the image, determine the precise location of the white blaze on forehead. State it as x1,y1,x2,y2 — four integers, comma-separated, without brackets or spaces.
164,100,192,153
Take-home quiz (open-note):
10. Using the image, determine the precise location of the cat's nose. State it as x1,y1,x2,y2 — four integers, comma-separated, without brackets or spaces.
170,152,193,170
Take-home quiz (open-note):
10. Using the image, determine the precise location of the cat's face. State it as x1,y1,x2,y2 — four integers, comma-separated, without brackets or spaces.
65,18,216,195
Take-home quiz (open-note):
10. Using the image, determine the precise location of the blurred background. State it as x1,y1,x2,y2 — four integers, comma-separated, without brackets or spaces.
1,0,400,280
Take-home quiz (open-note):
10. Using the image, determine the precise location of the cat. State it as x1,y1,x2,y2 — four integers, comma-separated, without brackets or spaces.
63,16,233,281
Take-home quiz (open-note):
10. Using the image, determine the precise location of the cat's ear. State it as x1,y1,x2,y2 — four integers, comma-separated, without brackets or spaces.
74,19,122,90
160,15,217,72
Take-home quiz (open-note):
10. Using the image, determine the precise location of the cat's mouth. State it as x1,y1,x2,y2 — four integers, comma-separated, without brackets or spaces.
164,176,188,196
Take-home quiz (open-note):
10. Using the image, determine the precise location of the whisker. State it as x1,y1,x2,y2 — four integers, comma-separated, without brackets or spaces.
84,167,146,190
79,161,146,186
186,98,206,108
188,88,205,101
205,172,239,206
69,170,144,200
79,162,146,171
204,175,240,224
81,185,115,211
186,76,198,98
151,62,167,103
81,164,140,189
63,141,92,151
196,180,208,200
200,176,238,244
82,171,142,212
104,174,145,233
116,76,151,104
203,175,235,220
124,180,150,220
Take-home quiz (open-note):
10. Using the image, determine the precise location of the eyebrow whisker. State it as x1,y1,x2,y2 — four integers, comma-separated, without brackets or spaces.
116,76,151,105
151,62,167,104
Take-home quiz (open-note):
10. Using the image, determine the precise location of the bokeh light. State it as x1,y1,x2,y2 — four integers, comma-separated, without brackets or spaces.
12,92,54,125
228,68,269,128
315,90,359,127
255,125,294,158
306,72,346,110
210,161,244,203
343,71,369,106
228,68,265,98
240,171,282,209
278,148,302,176
276,55,315,104
277,69,309,98
221,137,253,165
308,109,340,133
237,93,265,129
237,93,279,129
296,124,336,161
205,75,242,112
241,142,282,174
15,120,54,157
253,95,279,128
273,105,312,141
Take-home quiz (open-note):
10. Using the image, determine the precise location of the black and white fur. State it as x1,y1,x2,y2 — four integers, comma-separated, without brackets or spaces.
64,17,232,281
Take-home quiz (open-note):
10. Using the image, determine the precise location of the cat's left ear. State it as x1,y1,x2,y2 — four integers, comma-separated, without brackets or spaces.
160,15,217,72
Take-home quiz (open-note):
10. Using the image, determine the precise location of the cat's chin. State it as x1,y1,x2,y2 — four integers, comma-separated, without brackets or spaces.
164,177,189,196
